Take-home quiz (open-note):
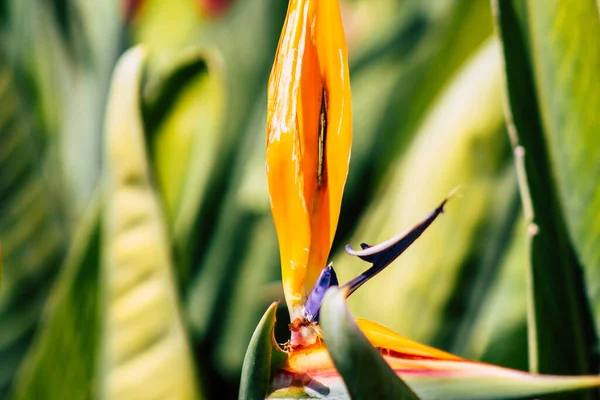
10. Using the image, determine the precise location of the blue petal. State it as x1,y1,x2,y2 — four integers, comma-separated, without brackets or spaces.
304,264,339,322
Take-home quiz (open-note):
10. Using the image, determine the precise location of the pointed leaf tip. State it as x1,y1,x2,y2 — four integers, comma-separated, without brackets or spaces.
240,302,285,400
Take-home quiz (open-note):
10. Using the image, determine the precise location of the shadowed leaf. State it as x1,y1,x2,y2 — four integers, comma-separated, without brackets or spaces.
239,301,285,400
320,287,420,400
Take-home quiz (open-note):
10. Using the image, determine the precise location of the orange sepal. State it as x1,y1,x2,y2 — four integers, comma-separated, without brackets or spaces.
266,0,352,319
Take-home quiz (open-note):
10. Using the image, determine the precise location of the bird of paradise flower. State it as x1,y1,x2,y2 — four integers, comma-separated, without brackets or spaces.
240,0,600,399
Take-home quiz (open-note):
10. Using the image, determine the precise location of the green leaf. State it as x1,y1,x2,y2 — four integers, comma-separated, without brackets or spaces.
334,39,511,346
526,0,600,277
339,0,495,240
215,215,282,377
185,1,287,371
101,46,200,399
10,191,101,400
9,0,122,223
463,215,528,371
0,41,66,398
493,0,598,385
320,288,421,400
144,49,226,282
239,301,285,400
131,0,203,73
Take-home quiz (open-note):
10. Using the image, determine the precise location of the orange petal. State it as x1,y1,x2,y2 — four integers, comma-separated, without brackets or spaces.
267,0,315,317
267,0,351,319
271,319,600,399
284,319,460,376
305,0,352,293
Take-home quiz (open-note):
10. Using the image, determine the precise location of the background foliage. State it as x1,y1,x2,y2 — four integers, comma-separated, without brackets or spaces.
0,0,598,399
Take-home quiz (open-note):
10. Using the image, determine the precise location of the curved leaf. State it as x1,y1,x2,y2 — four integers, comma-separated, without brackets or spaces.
146,49,226,281
319,287,420,400
239,301,285,400
101,46,200,399
131,0,203,73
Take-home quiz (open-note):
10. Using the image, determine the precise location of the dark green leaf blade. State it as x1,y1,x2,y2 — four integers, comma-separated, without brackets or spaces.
239,301,284,400
492,0,598,390
320,287,420,400
10,193,101,400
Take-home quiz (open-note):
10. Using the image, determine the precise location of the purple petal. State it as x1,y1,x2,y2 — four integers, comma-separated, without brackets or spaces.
343,192,455,297
303,263,338,322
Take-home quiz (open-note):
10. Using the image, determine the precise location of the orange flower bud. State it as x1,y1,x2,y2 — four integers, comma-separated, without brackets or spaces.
266,0,352,319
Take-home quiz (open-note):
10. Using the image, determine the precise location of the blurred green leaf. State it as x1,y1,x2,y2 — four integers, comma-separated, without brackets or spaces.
186,87,280,372
336,39,513,350
144,49,226,282
339,0,494,240
183,3,288,391
131,0,202,73
0,43,66,397
239,302,285,400
57,0,122,221
8,0,121,224
11,193,101,400
101,46,200,399
215,215,282,377
320,288,421,400
463,215,528,371
493,0,598,387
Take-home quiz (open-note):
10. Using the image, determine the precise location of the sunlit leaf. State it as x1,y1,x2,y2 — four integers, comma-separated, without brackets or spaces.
101,46,200,399
145,49,225,282
130,0,203,72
